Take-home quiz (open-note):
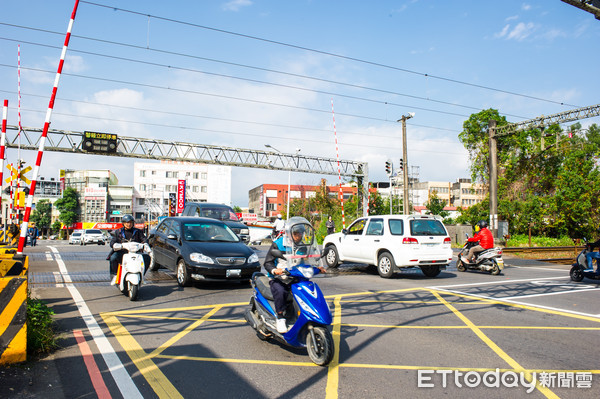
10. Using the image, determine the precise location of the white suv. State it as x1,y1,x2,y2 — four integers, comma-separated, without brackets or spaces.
322,215,452,278
80,229,106,245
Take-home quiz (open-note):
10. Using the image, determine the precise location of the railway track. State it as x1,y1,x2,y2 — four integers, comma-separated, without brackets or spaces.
501,246,582,264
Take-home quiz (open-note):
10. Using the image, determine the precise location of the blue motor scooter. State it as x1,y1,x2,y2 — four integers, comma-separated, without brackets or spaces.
244,217,334,366
570,238,600,282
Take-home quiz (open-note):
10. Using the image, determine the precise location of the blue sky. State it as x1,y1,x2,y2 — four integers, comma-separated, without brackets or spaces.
1,1,599,207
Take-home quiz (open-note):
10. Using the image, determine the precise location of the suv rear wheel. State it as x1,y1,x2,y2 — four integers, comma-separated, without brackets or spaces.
324,246,339,268
377,252,395,278
420,265,441,277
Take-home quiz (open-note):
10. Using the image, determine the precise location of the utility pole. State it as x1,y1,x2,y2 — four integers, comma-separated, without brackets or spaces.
488,119,498,238
398,113,414,215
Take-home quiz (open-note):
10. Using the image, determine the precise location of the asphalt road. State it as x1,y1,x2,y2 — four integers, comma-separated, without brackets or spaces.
1,241,599,399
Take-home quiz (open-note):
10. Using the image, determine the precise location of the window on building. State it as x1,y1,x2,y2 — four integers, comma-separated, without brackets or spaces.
193,172,199,179
201,172,207,180
266,203,276,210
140,184,146,191
140,170,146,177
192,186,199,193
201,186,207,193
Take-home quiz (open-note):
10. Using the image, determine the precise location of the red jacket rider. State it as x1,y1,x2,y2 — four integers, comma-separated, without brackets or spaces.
468,226,494,249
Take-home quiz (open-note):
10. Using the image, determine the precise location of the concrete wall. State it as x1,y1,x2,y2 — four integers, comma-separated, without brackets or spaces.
445,224,473,245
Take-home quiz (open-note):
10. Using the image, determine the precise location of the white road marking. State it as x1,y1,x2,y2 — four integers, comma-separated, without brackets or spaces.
45,252,53,261
49,246,143,399
502,287,600,300
433,287,600,318
429,275,568,290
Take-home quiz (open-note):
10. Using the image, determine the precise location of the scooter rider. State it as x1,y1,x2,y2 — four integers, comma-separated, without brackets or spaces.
108,215,149,285
264,222,325,333
465,220,494,263
585,227,600,275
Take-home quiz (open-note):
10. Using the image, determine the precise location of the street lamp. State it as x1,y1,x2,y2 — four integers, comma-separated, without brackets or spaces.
265,145,301,220
397,112,414,215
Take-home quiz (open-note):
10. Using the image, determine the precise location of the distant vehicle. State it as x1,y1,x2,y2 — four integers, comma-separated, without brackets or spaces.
322,214,453,278
80,229,106,245
49,234,58,240
69,231,82,245
147,216,260,287
182,203,250,244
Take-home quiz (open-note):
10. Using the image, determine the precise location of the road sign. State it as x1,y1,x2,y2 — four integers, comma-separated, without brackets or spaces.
82,131,118,153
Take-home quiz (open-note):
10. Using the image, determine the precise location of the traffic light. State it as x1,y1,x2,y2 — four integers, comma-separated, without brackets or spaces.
385,160,392,176
399,158,404,172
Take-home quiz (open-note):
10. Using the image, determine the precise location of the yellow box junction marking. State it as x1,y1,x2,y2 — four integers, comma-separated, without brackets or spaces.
101,288,600,399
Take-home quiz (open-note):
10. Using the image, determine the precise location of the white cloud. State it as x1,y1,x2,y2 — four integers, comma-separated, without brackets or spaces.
506,15,519,22
222,0,253,12
521,3,531,11
507,22,536,41
495,24,510,39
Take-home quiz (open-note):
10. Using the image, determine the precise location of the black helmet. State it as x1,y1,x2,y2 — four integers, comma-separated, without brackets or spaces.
122,214,134,223
476,220,488,229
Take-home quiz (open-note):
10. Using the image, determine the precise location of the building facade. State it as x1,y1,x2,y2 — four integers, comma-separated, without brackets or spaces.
62,169,134,224
132,160,231,222
248,183,357,218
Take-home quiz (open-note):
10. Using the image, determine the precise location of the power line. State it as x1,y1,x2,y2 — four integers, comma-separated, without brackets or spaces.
79,1,581,108
0,89,462,139
0,27,531,120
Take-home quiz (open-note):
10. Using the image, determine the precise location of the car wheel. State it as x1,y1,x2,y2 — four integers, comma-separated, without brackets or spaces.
420,265,441,278
177,259,191,287
149,250,161,271
324,246,339,268
377,252,395,278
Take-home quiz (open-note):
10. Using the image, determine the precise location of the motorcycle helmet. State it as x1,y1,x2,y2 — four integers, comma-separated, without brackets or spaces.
122,214,134,223
477,220,488,229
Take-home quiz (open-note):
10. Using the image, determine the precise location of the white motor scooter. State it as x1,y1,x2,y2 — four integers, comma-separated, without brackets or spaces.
112,241,149,301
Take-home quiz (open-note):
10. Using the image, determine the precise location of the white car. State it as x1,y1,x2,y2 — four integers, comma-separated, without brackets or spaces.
322,214,452,278
80,229,106,245
69,231,82,245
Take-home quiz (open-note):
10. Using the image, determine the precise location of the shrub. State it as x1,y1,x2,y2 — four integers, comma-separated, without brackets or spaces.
27,296,58,358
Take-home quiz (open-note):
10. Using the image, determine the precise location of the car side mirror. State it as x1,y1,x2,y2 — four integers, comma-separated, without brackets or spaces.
167,233,178,240
342,229,348,235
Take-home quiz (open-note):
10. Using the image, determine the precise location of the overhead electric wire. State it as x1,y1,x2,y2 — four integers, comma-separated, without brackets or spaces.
8,109,466,156
0,63,469,131
0,89,462,139
79,0,580,109
0,23,533,120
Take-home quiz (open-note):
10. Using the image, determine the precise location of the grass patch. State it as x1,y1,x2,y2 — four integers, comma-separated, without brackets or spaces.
27,295,58,359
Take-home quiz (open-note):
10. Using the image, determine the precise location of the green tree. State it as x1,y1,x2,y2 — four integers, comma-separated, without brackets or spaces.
459,107,600,238
424,191,449,219
51,220,63,238
53,187,79,227
30,200,52,237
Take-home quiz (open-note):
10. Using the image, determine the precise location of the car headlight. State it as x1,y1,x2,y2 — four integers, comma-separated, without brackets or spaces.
189,252,214,264
248,253,259,263
240,228,249,235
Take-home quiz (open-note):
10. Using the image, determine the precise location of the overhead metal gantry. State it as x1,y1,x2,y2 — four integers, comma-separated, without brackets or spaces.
4,125,370,215
561,0,600,20
495,103,600,136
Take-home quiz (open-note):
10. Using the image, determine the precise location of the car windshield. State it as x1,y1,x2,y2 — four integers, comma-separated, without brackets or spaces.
409,219,447,236
86,229,102,234
182,222,239,242
72,232,81,237
200,206,240,222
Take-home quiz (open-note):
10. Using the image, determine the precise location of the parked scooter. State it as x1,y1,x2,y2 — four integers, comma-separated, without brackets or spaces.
112,241,150,301
456,234,505,275
244,217,334,366
570,239,600,282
